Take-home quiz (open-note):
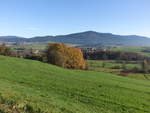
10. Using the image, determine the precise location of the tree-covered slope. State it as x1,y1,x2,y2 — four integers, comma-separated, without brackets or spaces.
1,31,150,46
0,56,150,113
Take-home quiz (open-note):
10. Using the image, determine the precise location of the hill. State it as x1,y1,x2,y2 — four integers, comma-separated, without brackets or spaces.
0,36,27,42
0,55,150,113
1,31,150,46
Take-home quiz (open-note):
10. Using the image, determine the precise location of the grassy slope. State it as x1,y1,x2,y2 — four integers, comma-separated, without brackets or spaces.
0,56,150,113
87,60,150,80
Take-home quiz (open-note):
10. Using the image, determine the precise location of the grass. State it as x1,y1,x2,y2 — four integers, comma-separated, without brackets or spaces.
0,56,150,113
111,46,150,56
87,60,150,80
12,43,47,50
12,43,78,51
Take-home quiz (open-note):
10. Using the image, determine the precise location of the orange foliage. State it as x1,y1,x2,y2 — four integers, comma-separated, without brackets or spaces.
46,43,86,69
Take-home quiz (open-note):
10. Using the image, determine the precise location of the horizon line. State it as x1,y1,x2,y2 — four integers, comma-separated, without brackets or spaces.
0,30,149,38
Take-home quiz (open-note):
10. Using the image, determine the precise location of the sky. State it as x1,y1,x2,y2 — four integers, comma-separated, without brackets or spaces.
0,0,150,38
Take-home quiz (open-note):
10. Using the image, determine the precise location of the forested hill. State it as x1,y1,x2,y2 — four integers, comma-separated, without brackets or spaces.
1,31,150,46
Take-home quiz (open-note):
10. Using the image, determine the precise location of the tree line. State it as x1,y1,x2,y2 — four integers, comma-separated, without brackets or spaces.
0,43,86,69
1,43,150,72
83,50,150,61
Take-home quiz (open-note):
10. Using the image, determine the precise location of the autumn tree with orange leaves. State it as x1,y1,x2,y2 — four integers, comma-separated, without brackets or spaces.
45,43,86,69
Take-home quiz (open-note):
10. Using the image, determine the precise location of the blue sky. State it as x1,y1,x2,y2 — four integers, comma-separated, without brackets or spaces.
0,0,150,37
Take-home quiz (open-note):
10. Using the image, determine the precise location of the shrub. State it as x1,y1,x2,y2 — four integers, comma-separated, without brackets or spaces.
0,43,12,56
0,109,5,113
45,43,86,69
122,61,127,70
24,53,43,61
102,62,106,68
111,65,121,69
141,59,149,73
122,66,140,73
23,104,34,113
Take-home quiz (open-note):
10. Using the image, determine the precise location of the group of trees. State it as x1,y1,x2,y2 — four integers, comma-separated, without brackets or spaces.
83,50,150,74
23,50,44,61
45,43,86,69
1,43,150,72
121,59,150,74
0,44,44,60
0,43,86,69
0,44,12,56
83,50,150,61
141,59,149,73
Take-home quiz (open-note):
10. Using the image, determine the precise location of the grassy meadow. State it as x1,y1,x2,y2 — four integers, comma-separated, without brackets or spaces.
12,43,47,50
111,46,150,56
87,60,150,80
0,56,150,112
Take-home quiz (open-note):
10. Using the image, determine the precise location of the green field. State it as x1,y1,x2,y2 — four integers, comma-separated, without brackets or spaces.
111,46,150,56
12,43,47,50
87,60,150,80
0,56,150,113
12,43,78,51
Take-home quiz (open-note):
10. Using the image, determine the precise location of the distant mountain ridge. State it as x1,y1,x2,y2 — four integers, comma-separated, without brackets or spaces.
0,36,27,42
0,31,150,46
